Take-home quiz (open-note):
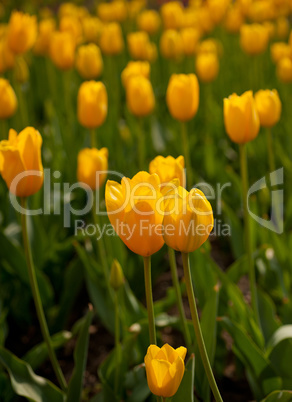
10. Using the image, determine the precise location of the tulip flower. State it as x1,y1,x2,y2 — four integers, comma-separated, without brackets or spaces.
223,90,260,144
76,43,103,79
181,27,200,56
276,57,292,83
254,89,281,128
137,10,160,35
224,5,244,34
99,23,124,55
0,78,17,119
77,81,108,129
0,127,43,197
160,29,183,60
59,15,83,45
109,259,125,291
208,0,230,25
196,53,219,83
270,42,291,64
121,61,150,88
160,1,184,30
0,38,15,73
82,17,103,44
77,147,108,190
49,31,76,70
145,42,157,63
34,19,56,56
240,23,269,55
127,31,150,60
126,76,155,117
149,155,185,188
7,11,37,54
144,344,187,398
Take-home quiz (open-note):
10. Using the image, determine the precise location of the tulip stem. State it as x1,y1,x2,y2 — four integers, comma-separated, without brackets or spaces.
266,127,275,173
239,144,260,327
181,122,193,190
16,82,29,129
143,256,156,345
0,119,7,140
90,128,97,148
137,117,145,170
168,247,192,351
114,290,121,395
20,197,67,391
181,252,223,402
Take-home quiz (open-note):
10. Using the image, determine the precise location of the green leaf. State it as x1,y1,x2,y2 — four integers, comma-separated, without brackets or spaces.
0,346,65,402
172,354,195,402
267,325,292,353
261,390,292,402
66,307,94,402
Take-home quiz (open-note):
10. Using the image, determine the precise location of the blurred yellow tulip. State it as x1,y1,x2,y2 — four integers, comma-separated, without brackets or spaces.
76,43,103,79
224,90,260,143
137,10,160,34
109,259,125,291
160,29,183,60
50,31,76,70
224,5,244,34
0,38,15,73
121,60,150,87
0,127,43,197
240,23,269,55
59,15,83,45
196,52,219,83
98,1,127,22
149,155,185,188
254,89,282,128
276,56,292,82
0,78,17,119
144,344,187,398
160,1,184,30
208,0,230,25
276,17,289,39
181,27,200,56
82,17,103,44
270,42,291,63
99,23,124,55
77,81,108,129
77,147,108,190
127,31,150,60
126,76,155,117
145,42,157,63
34,18,56,56
7,11,37,54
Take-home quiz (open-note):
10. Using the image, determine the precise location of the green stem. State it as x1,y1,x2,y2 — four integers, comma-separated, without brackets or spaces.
266,127,275,173
114,291,121,395
90,128,97,148
181,252,223,402
16,82,29,128
0,119,7,140
168,247,192,351
137,117,145,170
143,256,156,345
20,198,67,391
181,121,193,190
239,144,260,326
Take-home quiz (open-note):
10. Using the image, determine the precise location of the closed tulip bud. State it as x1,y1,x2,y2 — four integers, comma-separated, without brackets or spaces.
208,0,230,25
197,39,223,57
126,76,155,117
276,17,289,39
166,74,199,122
58,3,79,19
161,1,184,30
97,3,115,22
270,42,291,64
181,27,200,56
0,79,17,119
224,6,244,34
127,31,150,60
137,10,160,35
240,24,269,55
105,171,165,256
77,147,108,190
197,5,214,34
76,44,103,79
78,81,108,129
144,344,186,398
263,21,275,40
34,19,56,56
59,16,83,45
109,259,125,290
0,38,15,73
7,11,37,55
248,0,275,22
149,155,185,188
112,0,128,22
128,0,146,20
163,186,213,253
82,17,103,44
50,31,76,70
224,90,260,144
160,29,183,60
276,56,292,83
121,61,150,87
99,23,124,55
182,9,199,29
254,89,281,128
195,53,219,83
0,127,43,197
145,42,157,63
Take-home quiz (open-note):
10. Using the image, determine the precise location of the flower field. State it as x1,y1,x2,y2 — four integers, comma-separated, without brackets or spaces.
0,0,292,401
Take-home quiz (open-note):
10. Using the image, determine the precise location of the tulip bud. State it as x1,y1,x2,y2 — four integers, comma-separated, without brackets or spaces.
224,6,244,34
276,57,292,83
208,0,230,25
195,53,219,83
137,10,160,35
7,11,37,54
121,61,150,88
59,15,83,45
149,155,185,188
166,74,199,122
270,42,291,64
109,259,125,291
160,29,183,60
224,90,260,144
127,31,150,60
126,76,155,117
0,127,43,197
50,31,76,70
99,23,124,55
77,81,108,129
77,147,108,190
144,344,187,398
82,17,103,44
161,1,184,30
33,18,56,56
0,78,17,119
240,23,269,55
0,38,15,73
276,17,289,40
76,44,103,79
254,89,281,128
181,27,200,56
145,42,157,63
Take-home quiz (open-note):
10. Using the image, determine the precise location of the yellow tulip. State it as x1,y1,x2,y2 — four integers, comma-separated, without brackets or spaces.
276,17,289,39
276,56,292,82
82,17,103,44
145,42,157,63
127,0,146,20
126,76,155,117
166,74,199,122
59,15,83,45
76,44,103,79
224,90,260,144
0,127,43,197
161,1,184,30
195,52,219,83
34,18,56,56
7,11,37,54
254,89,282,128
224,5,244,34
163,186,213,253
181,8,200,29
58,3,79,19
144,344,187,398
270,42,291,64
98,0,127,22
77,81,108,129
208,0,230,25
181,27,200,56
137,10,160,35
127,31,150,60
196,38,222,57
248,0,275,22
240,23,269,55
0,38,15,73
77,147,108,190
0,78,17,119
105,171,165,256
121,60,150,87
99,23,124,55
197,5,215,34
49,31,76,70
149,155,185,188
160,29,183,60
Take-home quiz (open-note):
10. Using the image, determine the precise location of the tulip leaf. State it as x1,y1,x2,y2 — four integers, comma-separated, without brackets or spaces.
261,390,292,402
266,325,292,353
66,307,94,402
0,346,65,402
172,354,195,402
